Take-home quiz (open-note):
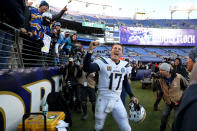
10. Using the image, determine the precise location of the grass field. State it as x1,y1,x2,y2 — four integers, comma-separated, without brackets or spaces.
68,81,174,131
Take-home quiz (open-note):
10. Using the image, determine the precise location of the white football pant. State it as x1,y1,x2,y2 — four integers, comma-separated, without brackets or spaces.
94,96,131,131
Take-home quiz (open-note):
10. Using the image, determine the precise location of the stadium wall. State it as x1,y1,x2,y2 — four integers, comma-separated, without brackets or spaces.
0,67,63,131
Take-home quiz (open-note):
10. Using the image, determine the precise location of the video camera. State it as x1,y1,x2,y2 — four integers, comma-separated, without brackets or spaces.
163,58,171,64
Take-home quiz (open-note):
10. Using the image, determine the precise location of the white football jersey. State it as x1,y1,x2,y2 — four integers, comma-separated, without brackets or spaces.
94,56,132,97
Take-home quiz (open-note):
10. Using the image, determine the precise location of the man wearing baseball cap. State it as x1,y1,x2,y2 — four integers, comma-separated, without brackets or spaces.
29,0,49,40
29,0,68,40
159,63,188,131
186,47,197,72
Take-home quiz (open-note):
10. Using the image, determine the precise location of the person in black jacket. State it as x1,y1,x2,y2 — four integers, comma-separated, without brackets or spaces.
173,58,189,81
173,62,197,131
151,73,163,111
0,0,26,28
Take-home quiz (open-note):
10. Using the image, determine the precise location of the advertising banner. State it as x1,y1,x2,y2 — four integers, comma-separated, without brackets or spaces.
82,22,105,29
120,26,197,46
105,25,120,43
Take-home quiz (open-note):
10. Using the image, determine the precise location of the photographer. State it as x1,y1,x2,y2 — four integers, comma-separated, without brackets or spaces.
151,72,163,111
70,46,85,66
63,45,84,107
76,64,97,120
62,58,79,111
158,63,188,131
131,63,137,80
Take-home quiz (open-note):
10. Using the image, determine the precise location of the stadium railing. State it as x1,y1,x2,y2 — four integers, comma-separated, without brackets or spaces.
0,22,65,69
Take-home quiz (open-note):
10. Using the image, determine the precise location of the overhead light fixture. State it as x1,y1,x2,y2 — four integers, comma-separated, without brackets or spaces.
86,2,89,7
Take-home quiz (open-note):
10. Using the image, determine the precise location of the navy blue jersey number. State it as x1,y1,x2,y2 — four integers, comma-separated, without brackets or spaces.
109,73,122,90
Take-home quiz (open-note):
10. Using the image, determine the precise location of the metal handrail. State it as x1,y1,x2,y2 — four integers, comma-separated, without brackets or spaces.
0,22,65,69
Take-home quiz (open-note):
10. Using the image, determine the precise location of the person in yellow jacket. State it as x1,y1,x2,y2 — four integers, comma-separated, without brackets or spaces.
158,63,188,131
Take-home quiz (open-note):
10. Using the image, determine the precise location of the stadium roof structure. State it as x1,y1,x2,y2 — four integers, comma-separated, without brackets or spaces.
170,3,197,19
32,0,197,19
69,0,112,7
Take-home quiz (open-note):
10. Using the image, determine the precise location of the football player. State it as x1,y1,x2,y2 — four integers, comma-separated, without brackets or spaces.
83,41,139,131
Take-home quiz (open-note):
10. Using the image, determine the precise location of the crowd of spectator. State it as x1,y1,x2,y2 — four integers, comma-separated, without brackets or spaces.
0,0,86,68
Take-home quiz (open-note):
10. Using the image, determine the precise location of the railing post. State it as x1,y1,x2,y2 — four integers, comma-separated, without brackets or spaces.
14,29,24,68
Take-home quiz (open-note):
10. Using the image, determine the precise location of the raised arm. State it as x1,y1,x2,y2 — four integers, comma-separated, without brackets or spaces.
52,6,67,21
83,41,100,73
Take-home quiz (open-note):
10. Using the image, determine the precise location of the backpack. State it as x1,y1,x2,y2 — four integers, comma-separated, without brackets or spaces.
46,91,72,127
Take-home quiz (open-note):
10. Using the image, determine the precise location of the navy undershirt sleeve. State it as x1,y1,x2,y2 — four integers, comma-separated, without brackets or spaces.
83,53,100,73
123,75,134,98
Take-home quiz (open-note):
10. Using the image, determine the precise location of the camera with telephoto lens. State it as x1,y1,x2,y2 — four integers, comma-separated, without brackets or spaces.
151,72,162,79
70,46,84,66
66,80,72,89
